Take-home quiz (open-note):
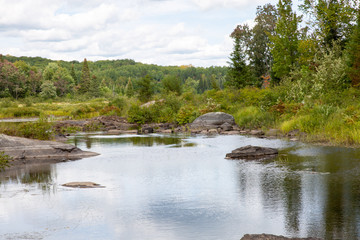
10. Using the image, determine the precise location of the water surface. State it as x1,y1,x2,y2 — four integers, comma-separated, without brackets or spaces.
1,134,360,240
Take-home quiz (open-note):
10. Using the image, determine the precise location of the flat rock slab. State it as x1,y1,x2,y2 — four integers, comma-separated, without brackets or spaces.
0,134,99,168
241,234,322,240
226,145,278,160
62,182,105,188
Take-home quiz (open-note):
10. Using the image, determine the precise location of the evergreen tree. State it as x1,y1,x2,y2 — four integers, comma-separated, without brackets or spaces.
79,58,91,94
269,0,301,82
70,64,78,84
226,25,253,88
89,75,101,97
138,74,153,102
125,77,134,97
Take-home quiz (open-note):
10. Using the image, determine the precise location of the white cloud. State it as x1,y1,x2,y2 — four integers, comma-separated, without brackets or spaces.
0,0,279,67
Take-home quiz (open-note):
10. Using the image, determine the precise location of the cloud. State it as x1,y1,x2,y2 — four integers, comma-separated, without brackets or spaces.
0,0,278,66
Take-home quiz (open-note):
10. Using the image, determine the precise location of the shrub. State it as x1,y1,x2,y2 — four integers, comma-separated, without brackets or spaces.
19,117,54,140
0,151,12,172
176,105,199,125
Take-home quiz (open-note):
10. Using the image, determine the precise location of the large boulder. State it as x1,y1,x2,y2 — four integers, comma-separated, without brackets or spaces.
240,234,322,240
226,145,278,160
190,112,236,130
0,134,99,168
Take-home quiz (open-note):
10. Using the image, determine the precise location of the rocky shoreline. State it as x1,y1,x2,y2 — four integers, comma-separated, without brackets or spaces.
0,134,99,170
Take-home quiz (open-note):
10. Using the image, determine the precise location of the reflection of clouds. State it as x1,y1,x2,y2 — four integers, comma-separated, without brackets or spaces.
2,135,360,239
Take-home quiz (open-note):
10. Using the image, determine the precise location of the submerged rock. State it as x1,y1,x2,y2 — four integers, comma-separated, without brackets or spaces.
62,182,105,188
225,145,278,160
240,234,322,240
0,134,99,168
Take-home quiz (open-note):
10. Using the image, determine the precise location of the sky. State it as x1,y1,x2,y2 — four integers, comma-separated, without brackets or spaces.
0,0,282,67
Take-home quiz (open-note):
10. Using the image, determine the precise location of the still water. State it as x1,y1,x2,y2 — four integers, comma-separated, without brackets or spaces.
1,134,360,240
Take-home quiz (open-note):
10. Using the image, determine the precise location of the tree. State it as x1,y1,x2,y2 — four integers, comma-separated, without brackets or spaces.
268,0,301,82
40,81,57,99
137,74,153,102
79,58,91,94
345,9,360,86
300,0,359,48
249,4,278,78
226,25,254,88
161,75,182,95
89,75,101,97
70,64,78,84
43,63,74,97
125,77,134,97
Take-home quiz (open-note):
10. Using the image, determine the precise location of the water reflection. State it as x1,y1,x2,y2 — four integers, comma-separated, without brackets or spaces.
1,135,360,239
0,164,55,194
70,134,196,149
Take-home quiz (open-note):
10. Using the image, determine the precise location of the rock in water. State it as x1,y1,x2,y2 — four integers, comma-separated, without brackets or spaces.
225,145,278,160
190,112,236,130
62,182,105,188
240,234,322,240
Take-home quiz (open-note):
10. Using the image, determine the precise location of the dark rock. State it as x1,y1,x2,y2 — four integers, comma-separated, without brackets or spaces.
240,234,322,240
226,145,278,160
220,122,233,131
141,127,154,134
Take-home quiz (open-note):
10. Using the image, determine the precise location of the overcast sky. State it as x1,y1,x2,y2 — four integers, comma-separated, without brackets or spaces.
0,0,284,67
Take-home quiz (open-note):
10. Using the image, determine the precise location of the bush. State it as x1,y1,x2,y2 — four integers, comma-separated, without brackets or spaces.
19,117,54,140
0,151,12,172
176,105,199,125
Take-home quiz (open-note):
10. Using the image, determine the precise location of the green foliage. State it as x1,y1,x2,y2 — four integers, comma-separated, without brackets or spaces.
0,151,12,172
161,75,182,95
234,106,276,129
40,81,57,99
137,74,154,102
18,117,54,140
176,105,199,125
268,0,301,81
226,27,254,88
127,105,155,124
79,58,91,94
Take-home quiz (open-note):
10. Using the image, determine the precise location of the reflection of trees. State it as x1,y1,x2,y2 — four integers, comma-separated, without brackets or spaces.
321,150,360,240
0,164,55,194
235,146,360,239
71,135,183,148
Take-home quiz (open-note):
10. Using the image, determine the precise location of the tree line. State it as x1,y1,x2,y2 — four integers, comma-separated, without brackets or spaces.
0,55,227,101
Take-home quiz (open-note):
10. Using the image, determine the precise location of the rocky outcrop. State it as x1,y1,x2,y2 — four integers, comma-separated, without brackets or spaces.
0,134,99,168
240,234,322,240
189,112,238,133
54,116,138,133
226,145,278,160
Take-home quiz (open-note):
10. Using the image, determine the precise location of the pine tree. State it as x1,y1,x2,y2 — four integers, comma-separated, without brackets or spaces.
226,26,253,88
138,74,153,102
79,58,91,94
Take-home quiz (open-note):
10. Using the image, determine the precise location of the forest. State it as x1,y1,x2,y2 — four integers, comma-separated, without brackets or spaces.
0,0,360,145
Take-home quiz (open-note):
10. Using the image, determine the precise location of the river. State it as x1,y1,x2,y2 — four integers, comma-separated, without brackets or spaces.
0,133,359,240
